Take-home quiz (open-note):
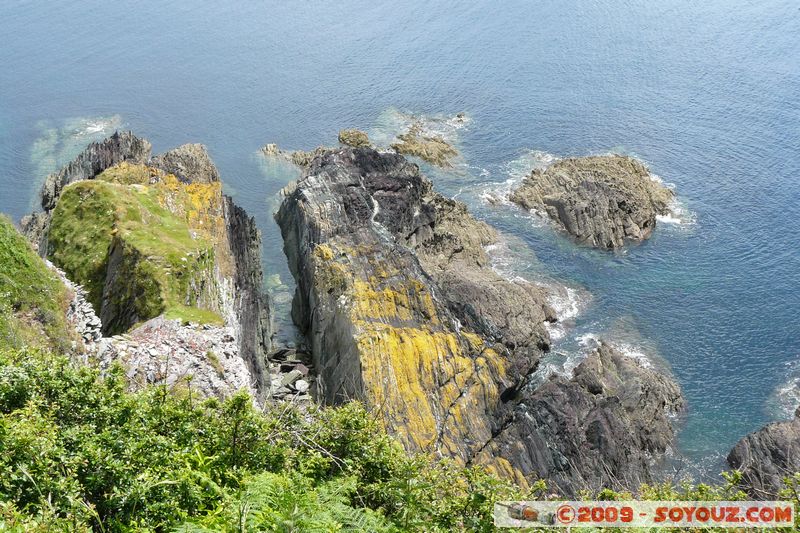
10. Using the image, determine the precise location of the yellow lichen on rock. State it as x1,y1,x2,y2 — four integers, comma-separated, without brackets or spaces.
314,243,335,261
329,245,514,465
354,318,511,464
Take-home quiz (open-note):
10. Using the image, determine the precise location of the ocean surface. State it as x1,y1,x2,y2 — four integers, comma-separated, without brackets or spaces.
1,0,798,481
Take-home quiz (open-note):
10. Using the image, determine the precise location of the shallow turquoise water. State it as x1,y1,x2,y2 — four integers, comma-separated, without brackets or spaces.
1,0,798,480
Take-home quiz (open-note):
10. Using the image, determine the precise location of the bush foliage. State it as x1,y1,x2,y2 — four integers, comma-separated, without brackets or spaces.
0,347,532,532
1,347,799,531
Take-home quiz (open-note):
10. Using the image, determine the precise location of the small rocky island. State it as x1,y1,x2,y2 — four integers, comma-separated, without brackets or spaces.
263,117,462,169
510,154,674,249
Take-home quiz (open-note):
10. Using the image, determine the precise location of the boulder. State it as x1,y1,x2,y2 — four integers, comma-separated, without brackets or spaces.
390,123,458,167
727,410,800,499
151,143,221,184
510,155,674,249
338,129,371,148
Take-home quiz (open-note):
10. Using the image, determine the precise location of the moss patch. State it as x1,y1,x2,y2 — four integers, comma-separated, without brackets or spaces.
47,163,227,333
0,216,73,351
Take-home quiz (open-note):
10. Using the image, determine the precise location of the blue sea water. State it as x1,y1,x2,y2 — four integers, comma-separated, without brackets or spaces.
1,0,798,480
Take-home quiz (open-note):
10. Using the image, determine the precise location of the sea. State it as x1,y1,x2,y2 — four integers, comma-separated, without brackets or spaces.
1,0,798,482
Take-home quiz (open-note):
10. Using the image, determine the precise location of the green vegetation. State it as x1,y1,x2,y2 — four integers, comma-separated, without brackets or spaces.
3,346,799,532
0,216,73,351
46,165,225,334
0,347,530,532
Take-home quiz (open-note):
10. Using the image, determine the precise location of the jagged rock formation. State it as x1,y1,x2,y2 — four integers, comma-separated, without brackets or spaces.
276,147,683,493
21,133,272,401
727,410,800,499
477,343,684,494
22,131,151,252
510,155,674,249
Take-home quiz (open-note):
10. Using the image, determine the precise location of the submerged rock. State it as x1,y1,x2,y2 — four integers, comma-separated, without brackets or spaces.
727,410,800,498
391,123,458,167
510,155,674,249
276,146,682,493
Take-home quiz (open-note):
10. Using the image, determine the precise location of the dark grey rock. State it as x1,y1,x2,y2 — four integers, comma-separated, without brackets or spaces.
478,343,684,495
510,155,674,249
276,147,682,494
727,410,800,499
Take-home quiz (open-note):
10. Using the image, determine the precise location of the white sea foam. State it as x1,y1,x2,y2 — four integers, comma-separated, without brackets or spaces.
576,332,655,368
478,150,559,208
485,235,590,344
611,340,654,368
769,360,800,419
544,284,589,342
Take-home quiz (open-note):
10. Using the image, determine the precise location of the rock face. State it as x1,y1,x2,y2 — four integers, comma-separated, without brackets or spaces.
22,133,272,402
510,155,674,249
479,343,684,494
727,411,800,498
151,143,221,184
277,147,682,493
94,317,257,400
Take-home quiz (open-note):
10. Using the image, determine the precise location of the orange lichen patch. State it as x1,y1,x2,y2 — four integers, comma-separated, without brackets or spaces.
314,243,335,261
310,235,525,480
351,279,438,324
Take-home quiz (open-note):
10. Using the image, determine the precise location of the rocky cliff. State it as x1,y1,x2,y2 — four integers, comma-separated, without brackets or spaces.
22,131,152,253
728,410,800,498
477,343,684,493
21,133,271,401
510,155,674,249
276,147,683,493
